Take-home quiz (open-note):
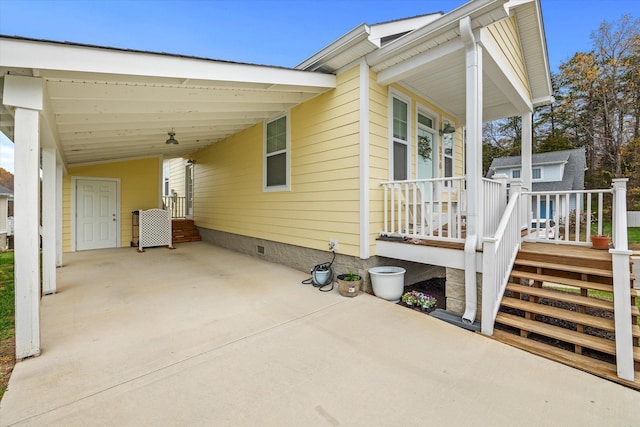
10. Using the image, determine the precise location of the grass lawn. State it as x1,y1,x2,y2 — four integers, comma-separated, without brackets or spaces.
0,251,15,400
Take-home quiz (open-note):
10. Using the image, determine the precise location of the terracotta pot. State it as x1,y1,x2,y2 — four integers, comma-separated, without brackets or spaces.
591,235,610,250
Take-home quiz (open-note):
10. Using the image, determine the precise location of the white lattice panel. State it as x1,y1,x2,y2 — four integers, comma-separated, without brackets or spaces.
139,209,172,250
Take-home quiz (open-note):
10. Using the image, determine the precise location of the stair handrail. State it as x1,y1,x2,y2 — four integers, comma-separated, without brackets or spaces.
481,189,522,335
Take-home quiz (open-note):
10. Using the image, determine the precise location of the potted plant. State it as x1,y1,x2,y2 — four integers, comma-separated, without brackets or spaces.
336,270,362,297
402,290,437,312
417,293,437,312
590,234,610,250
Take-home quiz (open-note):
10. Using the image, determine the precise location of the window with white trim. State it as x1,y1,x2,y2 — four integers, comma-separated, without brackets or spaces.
443,132,454,178
512,169,521,179
264,115,289,191
532,167,542,180
391,95,409,180
163,163,170,196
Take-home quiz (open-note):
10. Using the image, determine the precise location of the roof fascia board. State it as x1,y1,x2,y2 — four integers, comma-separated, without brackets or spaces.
295,24,373,71
0,37,336,89
506,0,553,102
369,14,442,46
367,0,508,68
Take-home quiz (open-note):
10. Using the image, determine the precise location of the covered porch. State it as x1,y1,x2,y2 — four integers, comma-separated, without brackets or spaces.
2,242,638,425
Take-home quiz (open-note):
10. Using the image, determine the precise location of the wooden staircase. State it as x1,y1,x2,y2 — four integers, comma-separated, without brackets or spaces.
491,242,640,390
171,219,201,243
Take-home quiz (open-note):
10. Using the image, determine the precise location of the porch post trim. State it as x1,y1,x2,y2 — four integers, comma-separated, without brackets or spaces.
359,59,370,259
4,75,43,358
56,160,64,266
521,112,532,193
42,146,57,294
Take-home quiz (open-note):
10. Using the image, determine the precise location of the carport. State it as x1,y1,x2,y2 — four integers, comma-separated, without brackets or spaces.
0,35,336,358
1,242,638,426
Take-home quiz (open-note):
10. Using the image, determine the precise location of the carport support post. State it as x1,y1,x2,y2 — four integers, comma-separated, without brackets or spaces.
42,146,57,294
4,75,43,358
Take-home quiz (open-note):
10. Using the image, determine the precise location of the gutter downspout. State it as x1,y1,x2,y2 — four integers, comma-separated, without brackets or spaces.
460,16,482,324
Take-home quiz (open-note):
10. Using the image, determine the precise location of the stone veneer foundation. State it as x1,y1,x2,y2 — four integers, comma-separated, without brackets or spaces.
445,267,483,320
198,227,444,293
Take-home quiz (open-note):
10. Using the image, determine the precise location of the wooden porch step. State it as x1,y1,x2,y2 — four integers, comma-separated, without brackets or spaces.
489,329,640,391
505,283,615,311
501,296,615,331
495,312,640,360
510,270,613,293
171,219,200,244
518,242,613,271
501,296,640,338
513,258,613,278
173,236,201,243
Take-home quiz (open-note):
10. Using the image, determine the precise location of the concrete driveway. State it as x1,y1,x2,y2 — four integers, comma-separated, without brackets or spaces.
1,242,638,426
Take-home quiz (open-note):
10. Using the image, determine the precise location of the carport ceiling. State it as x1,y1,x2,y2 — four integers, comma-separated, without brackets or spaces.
0,37,336,167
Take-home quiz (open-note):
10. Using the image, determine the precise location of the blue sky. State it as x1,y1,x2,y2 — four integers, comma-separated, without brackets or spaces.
0,0,638,173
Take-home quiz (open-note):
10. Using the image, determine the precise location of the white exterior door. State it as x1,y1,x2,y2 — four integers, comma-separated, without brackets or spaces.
76,179,118,250
417,111,437,180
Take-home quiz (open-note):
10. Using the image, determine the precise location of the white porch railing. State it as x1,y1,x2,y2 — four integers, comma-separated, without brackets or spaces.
381,177,466,241
523,188,614,245
481,189,522,335
162,195,186,219
483,174,508,237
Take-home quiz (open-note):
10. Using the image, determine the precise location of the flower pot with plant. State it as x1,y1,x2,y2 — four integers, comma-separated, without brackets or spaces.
590,234,610,250
337,270,362,297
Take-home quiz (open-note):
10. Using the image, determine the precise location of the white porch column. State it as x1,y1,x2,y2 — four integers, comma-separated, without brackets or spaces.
56,160,64,267
3,75,44,358
521,112,532,192
42,147,57,294
461,16,482,324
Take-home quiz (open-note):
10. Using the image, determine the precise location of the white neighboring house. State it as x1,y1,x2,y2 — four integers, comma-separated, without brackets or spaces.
487,147,587,221
0,184,13,250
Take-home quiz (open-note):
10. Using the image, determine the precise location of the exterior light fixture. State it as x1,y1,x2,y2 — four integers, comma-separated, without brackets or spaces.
439,122,455,136
165,130,179,145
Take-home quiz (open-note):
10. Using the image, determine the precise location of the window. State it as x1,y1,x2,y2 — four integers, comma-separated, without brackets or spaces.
532,167,542,180
264,115,289,190
512,169,521,179
391,95,409,180
163,163,170,196
443,132,454,178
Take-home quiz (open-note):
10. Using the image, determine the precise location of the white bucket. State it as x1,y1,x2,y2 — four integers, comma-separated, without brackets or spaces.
368,266,406,302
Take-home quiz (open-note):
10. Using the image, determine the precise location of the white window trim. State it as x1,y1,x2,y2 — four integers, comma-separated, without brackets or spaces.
162,163,170,196
416,104,438,177
388,89,411,181
442,120,455,178
263,113,291,192
532,167,543,181
512,168,521,179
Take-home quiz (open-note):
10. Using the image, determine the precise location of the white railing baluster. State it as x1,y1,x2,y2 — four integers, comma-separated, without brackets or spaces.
520,188,615,246
380,176,467,242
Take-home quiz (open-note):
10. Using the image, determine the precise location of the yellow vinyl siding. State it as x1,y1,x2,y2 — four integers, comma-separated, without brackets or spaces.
486,16,530,97
167,158,186,197
192,65,363,256
368,69,391,257
62,157,161,252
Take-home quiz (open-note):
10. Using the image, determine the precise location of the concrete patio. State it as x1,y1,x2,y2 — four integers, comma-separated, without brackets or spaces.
1,241,638,426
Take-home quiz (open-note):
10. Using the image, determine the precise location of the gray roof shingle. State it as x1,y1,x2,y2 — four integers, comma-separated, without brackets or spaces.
488,147,586,191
